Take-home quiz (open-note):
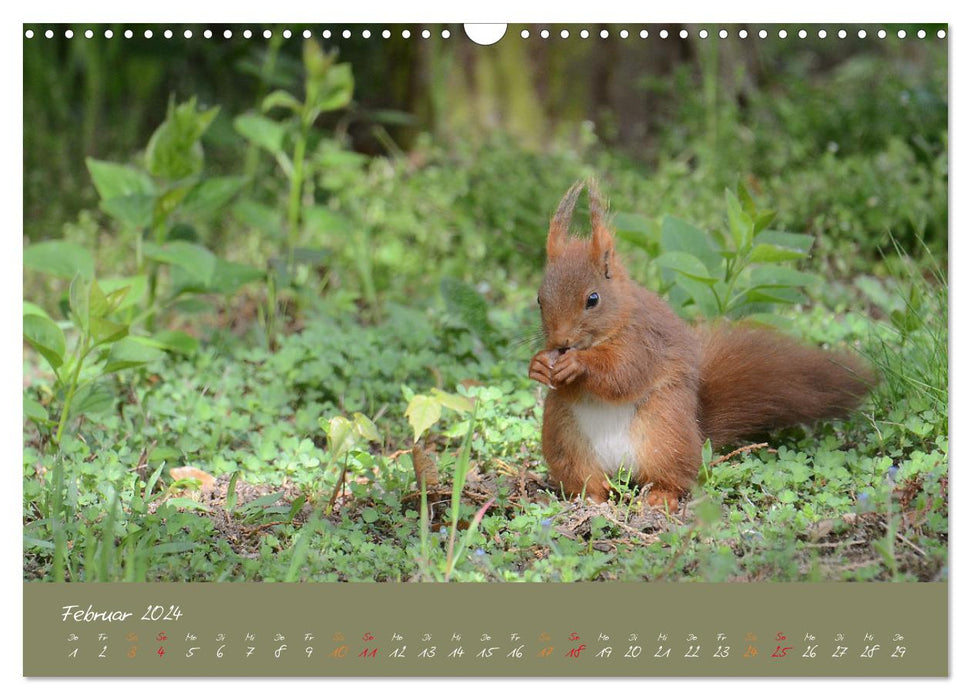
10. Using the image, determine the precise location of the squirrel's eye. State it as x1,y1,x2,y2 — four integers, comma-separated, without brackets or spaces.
585,292,600,309
536,295,542,307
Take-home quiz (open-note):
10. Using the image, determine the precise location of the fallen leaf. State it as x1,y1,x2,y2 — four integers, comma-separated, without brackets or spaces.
169,466,216,490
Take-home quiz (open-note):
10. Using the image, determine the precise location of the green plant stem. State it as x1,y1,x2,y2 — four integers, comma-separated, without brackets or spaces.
54,331,90,446
286,128,308,271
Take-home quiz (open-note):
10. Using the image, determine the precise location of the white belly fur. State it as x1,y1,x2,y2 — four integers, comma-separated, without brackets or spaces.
570,398,638,475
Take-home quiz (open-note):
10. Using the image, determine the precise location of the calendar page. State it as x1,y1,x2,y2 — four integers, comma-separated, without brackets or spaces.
21,18,949,680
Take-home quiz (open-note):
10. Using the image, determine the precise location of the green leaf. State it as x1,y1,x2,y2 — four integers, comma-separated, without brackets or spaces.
659,216,722,273
86,158,155,201
612,212,657,251
303,205,353,236
234,113,288,156
102,337,166,373
89,317,129,347
725,189,754,251
209,258,265,295
324,415,355,459
24,241,95,281
143,242,217,287
749,244,808,264
361,507,379,524
653,251,719,283
233,198,284,236
150,330,199,355
262,89,304,114
430,388,475,415
23,314,66,370
744,287,808,306
306,63,354,124
673,275,720,318
749,265,820,289
22,302,50,319
737,181,758,217
754,230,815,255
145,98,219,180
405,394,442,443
352,413,381,442
100,276,148,311
68,381,115,419
100,194,155,229
179,176,246,219
165,498,212,513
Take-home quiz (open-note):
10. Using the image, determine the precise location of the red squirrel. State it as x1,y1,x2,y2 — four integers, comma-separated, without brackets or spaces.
528,180,875,510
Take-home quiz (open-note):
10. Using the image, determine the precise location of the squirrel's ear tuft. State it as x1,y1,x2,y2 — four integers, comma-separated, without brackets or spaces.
547,180,584,259
587,179,615,278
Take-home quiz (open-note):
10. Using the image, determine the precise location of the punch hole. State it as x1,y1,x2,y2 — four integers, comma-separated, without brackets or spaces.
124,29,133,39
917,29,926,38
243,29,252,39
441,29,450,39
85,29,94,39
45,29,53,38
164,29,172,39
758,29,767,39
185,30,193,39
25,29,33,39
203,29,212,39
818,29,827,39
520,29,529,39
738,29,748,38
144,30,152,39
718,29,728,39
619,29,629,39
283,29,292,38
540,29,550,39
263,29,272,39
858,29,867,39
580,29,589,39
937,29,946,39
343,29,351,39
838,29,847,38
382,29,390,39
421,29,430,39
778,29,787,39
798,29,807,39
679,29,688,39
363,29,372,39
323,30,332,39
65,29,74,39
699,29,708,39
640,29,649,39
877,29,886,39
659,29,668,39
464,24,507,45
105,29,113,38
303,29,311,39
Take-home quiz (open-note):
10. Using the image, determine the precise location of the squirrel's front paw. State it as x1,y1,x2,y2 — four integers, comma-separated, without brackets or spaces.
552,349,586,387
529,350,557,388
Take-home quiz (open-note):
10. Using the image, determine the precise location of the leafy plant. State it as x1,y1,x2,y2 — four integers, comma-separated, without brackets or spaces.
24,277,164,445
234,42,353,265
643,183,817,324
86,97,259,332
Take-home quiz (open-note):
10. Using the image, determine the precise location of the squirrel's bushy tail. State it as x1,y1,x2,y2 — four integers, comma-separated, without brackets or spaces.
698,324,876,448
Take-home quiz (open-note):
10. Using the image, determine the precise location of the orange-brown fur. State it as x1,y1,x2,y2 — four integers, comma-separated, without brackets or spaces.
529,180,875,510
